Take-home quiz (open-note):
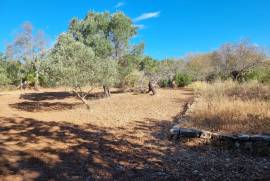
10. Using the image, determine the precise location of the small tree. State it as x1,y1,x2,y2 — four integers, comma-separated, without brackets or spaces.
48,33,98,109
97,58,118,97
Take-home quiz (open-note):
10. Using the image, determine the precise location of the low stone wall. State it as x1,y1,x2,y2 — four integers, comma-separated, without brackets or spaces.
170,125,270,155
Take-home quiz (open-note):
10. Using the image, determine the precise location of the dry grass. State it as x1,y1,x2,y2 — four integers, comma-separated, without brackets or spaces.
182,81,270,134
0,88,191,129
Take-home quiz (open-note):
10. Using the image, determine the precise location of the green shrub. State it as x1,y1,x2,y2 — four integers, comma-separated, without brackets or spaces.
244,68,270,84
261,71,270,84
158,79,172,88
0,66,11,85
174,73,192,87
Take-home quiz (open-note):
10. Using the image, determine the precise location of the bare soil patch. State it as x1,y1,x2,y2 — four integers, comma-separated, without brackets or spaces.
0,88,269,180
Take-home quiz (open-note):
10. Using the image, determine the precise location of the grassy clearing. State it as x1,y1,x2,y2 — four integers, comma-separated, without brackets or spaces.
182,81,270,134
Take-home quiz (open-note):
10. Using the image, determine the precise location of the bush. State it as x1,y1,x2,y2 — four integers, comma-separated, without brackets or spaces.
0,67,11,85
124,70,143,88
244,68,270,84
158,79,172,88
261,72,270,84
174,73,192,87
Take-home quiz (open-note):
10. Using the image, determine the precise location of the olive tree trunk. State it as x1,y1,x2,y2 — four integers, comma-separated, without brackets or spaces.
103,85,111,97
148,81,156,95
73,88,90,109
34,69,39,90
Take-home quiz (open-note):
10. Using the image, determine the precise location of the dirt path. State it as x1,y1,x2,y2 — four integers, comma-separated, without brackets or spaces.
0,89,269,180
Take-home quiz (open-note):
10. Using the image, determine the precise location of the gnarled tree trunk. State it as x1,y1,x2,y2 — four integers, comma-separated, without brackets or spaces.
148,81,156,95
103,85,111,97
73,88,90,109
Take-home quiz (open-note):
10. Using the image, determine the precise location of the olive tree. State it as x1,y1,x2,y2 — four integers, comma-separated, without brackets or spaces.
48,33,98,109
68,11,139,92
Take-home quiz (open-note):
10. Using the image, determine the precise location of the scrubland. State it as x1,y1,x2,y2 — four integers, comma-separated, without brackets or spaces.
182,81,270,134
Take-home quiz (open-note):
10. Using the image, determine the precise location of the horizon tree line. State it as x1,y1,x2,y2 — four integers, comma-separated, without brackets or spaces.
0,11,270,108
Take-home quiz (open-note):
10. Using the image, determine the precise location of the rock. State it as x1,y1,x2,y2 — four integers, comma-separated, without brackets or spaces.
235,142,240,148
192,170,199,174
115,165,125,172
169,124,270,155
170,125,180,135
238,134,250,141
250,135,270,141
179,128,201,138
84,176,92,181
200,131,212,139
155,172,168,176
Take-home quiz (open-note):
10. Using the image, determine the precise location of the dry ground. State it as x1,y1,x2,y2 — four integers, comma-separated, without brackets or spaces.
0,88,269,180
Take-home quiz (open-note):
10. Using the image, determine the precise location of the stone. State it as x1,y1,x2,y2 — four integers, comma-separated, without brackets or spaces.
249,135,270,141
179,128,201,138
235,142,240,148
200,131,212,139
169,125,180,135
238,134,250,141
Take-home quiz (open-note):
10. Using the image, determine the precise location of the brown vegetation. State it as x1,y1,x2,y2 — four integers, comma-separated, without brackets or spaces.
182,81,270,134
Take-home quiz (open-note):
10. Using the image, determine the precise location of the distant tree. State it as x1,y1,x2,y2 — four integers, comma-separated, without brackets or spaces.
6,22,47,89
118,43,144,89
48,33,98,109
185,53,220,81
159,59,185,79
138,56,158,91
216,40,266,81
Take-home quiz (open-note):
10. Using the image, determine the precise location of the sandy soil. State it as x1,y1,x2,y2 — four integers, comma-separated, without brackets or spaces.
0,88,269,180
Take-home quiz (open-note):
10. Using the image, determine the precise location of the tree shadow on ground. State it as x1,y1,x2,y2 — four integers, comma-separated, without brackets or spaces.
20,92,74,101
0,117,174,181
84,90,126,100
9,102,81,112
19,90,126,102
0,116,269,180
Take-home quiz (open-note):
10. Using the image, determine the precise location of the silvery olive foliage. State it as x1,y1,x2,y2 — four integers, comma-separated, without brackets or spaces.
48,33,98,88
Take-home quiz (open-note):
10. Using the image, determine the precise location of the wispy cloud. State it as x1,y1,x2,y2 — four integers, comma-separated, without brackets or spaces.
135,24,145,30
133,11,160,22
114,2,125,8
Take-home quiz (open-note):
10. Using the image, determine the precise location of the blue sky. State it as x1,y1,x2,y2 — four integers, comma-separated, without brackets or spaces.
0,0,270,60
